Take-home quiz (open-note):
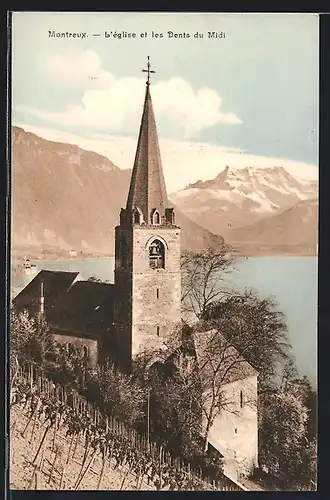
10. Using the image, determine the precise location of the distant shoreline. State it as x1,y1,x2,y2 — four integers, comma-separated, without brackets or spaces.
10,252,317,263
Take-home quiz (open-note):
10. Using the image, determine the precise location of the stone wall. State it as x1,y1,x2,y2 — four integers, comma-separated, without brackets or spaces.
204,374,258,477
131,226,181,357
114,223,182,360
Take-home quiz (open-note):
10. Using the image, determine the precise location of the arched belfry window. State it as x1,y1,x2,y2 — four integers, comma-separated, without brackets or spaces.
149,239,165,269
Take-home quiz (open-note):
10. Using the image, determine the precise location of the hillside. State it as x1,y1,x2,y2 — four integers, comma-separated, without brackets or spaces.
170,166,318,248
227,199,318,256
10,404,151,490
11,127,224,258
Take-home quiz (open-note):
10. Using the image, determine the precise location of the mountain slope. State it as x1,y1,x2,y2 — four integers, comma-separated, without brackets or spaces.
170,165,318,238
227,199,318,256
11,126,224,257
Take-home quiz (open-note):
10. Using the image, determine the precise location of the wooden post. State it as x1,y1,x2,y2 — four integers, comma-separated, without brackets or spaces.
159,446,163,490
66,434,75,464
59,464,66,490
28,464,38,489
29,398,40,443
74,450,97,490
97,446,108,490
30,364,33,391
52,411,58,452
48,445,59,484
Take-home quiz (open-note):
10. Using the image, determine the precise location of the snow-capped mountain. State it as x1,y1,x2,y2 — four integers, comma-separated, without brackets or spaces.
169,166,318,238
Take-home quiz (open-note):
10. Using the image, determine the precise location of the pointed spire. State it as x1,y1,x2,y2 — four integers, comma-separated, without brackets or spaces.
126,62,170,225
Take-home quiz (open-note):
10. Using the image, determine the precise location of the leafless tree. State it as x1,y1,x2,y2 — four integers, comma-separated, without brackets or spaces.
134,324,257,454
192,328,257,451
180,246,235,321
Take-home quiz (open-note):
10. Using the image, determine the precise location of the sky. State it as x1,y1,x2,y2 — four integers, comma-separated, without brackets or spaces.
11,12,319,193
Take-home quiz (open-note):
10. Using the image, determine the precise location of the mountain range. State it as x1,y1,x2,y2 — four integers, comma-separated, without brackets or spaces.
11,127,318,258
11,126,223,258
171,165,318,255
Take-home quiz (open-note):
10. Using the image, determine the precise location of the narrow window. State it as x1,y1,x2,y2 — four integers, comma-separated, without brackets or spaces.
83,345,88,360
234,428,238,434
157,326,160,337
156,288,159,298
121,235,128,269
240,390,243,408
154,211,160,224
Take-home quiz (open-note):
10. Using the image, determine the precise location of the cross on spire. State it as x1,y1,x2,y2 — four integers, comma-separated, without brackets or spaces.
142,56,155,85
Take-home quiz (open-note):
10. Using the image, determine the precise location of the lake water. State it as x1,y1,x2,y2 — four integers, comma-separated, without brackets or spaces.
11,256,317,388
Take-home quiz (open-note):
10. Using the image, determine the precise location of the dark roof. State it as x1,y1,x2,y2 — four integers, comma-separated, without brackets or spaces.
47,280,115,337
194,329,258,389
13,270,79,315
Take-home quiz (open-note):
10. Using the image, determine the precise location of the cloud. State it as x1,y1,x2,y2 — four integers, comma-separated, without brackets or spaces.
13,123,318,194
42,50,114,89
23,49,242,139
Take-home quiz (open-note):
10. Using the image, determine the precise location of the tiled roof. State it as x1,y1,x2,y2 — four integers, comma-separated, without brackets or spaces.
193,329,258,389
12,270,115,338
13,270,79,316
47,280,115,336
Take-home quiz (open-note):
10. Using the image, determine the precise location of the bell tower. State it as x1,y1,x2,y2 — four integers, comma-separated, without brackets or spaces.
114,57,181,367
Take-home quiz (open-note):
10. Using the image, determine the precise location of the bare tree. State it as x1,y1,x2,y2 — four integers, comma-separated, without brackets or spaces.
134,324,257,454
181,246,235,321
193,328,257,451
201,290,291,391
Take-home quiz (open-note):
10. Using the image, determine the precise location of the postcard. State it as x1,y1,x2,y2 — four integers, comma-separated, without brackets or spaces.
8,11,318,492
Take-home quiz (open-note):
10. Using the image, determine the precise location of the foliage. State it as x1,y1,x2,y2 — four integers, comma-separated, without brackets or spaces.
201,289,291,390
10,308,57,367
181,246,234,320
259,385,316,490
11,371,231,491
132,331,224,479
51,343,88,390
85,362,145,427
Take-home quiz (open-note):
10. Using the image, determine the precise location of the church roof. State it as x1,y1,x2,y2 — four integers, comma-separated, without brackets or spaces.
126,81,169,222
12,270,115,338
47,280,115,337
13,270,79,317
193,329,258,389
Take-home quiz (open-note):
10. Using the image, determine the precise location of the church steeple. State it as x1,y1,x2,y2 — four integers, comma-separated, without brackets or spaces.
114,58,181,368
125,57,172,226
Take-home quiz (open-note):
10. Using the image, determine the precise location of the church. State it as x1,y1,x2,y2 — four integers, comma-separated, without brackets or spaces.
12,59,258,479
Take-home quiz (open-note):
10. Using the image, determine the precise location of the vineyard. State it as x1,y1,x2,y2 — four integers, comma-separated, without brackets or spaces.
9,364,243,491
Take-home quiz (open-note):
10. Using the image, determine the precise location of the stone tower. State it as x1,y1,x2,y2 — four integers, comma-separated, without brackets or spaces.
114,62,181,367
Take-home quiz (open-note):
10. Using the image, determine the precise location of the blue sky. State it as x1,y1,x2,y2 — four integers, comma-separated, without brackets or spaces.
12,12,319,192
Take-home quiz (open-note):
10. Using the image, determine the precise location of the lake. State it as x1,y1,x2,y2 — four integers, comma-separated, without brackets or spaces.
11,256,317,388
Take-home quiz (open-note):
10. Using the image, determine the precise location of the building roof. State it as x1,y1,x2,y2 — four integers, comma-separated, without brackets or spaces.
13,270,79,315
47,280,115,337
126,83,170,223
12,270,115,339
193,329,258,389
